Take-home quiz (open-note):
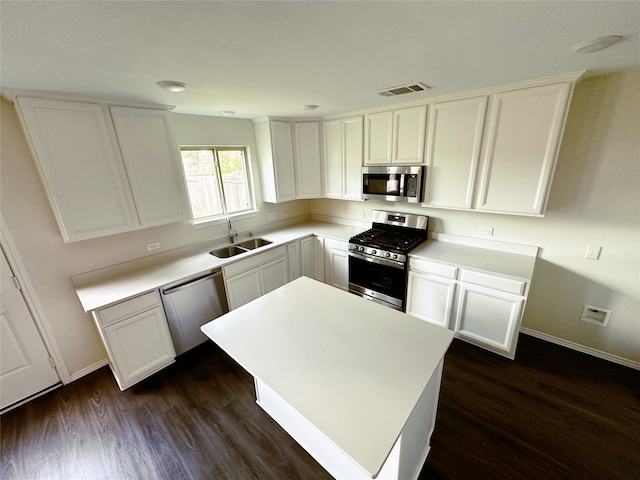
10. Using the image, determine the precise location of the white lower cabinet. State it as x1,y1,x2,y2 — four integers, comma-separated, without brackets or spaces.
406,273,457,329
406,257,527,358
92,290,175,390
223,246,288,310
322,238,349,291
454,284,524,358
287,235,317,281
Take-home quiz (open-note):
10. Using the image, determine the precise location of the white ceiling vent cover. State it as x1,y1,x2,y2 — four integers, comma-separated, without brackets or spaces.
377,82,430,97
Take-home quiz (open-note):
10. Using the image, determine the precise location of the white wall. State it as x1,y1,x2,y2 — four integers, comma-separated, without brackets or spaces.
0,101,308,378
311,68,640,365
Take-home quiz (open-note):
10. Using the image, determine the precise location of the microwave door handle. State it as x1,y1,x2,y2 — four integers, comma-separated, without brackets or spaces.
399,173,405,197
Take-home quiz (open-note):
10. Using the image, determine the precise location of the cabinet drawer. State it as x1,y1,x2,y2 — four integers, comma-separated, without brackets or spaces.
96,290,161,326
223,245,287,278
409,258,458,279
459,270,525,295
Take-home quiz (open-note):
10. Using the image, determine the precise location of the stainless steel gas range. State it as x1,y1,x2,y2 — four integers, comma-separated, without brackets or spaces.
348,210,429,311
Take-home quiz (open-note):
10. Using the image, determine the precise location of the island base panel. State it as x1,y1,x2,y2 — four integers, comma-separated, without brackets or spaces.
254,361,443,480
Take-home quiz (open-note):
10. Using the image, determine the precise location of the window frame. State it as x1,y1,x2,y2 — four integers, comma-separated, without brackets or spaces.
179,145,258,229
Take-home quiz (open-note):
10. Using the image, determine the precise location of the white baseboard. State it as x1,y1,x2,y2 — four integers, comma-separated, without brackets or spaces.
69,359,109,383
520,328,639,371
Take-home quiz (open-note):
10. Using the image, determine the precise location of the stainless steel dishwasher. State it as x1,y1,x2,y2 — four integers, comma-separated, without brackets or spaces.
160,269,229,355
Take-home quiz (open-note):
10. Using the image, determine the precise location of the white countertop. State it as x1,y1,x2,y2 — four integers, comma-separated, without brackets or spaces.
72,220,539,312
71,221,363,312
201,276,454,478
410,240,536,280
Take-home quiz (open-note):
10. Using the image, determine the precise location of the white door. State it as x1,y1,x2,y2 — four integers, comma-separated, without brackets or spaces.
1,247,59,410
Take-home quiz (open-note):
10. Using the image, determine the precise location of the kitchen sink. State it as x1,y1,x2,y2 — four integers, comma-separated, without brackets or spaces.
209,238,272,258
236,238,272,250
209,245,249,258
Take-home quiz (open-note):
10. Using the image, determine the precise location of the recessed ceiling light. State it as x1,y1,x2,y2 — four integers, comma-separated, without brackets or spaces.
302,104,319,111
218,110,236,116
156,80,188,92
570,35,623,53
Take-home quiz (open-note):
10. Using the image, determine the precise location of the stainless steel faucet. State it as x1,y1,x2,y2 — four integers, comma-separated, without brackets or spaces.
227,216,238,243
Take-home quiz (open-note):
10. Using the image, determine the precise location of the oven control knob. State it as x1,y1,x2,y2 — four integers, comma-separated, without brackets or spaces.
385,252,391,258
393,254,398,259
359,246,365,252
371,250,377,255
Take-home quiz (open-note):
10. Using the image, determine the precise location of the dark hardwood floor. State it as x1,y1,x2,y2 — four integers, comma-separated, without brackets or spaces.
2,334,638,480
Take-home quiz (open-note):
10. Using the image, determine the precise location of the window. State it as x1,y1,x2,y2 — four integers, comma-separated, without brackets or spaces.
180,147,254,220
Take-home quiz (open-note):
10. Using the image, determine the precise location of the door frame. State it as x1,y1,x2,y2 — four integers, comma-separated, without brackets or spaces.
1,215,70,384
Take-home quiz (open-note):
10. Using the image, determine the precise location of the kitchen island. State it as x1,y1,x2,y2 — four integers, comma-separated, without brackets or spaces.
201,276,454,480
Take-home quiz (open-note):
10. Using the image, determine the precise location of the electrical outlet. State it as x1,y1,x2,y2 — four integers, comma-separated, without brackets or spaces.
356,211,365,219
268,212,279,221
281,210,289,218
478,226,494,236
146,242,160,252
584,244,602,260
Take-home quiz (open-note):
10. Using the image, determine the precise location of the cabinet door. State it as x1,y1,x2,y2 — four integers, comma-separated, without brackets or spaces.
109,107,191,226
103,306,175,389
294,122,322,198
15,97,138,242
343,116,364,200
287,241,301,280
454,284,524,359
323,120,343,198
270,121,296,202
393,105,427,164
364,111,393,165
476,82,572,215
225,269,263,310
424,97,487,208
406,271,456,329
300,236,316,278
260,256,289,295
324,238,349,291
255,120,296,203
313,236,325,282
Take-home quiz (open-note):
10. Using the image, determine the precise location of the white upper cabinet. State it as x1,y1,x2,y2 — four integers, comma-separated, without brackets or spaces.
109,106,191,227
15,97,139,242
254,118,322,203
254,119,297,203
15,97,191,242
422,79,576,216
424,96,488,209
476,82,573,215
364,105,427,165
293,121,323,199
364,111,393,164
323,116,363,200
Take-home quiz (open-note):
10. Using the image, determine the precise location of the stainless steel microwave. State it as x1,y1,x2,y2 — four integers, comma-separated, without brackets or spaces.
361,165,424,203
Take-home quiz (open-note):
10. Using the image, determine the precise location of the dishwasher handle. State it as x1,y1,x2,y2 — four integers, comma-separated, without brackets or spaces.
161,271,222,296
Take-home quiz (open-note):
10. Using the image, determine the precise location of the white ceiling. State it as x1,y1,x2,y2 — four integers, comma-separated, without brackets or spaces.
2,1,639,119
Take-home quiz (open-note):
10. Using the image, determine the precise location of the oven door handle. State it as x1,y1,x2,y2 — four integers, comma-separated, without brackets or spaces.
348,251,405,270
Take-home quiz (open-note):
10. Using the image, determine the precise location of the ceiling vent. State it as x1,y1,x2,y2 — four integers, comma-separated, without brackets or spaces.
377,82,430,97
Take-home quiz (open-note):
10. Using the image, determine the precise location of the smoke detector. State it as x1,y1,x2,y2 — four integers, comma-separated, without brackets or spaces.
377,82,430,97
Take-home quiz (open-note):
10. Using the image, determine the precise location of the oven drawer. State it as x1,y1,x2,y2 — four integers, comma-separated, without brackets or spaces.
459,269,526,295
409,258,458,279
